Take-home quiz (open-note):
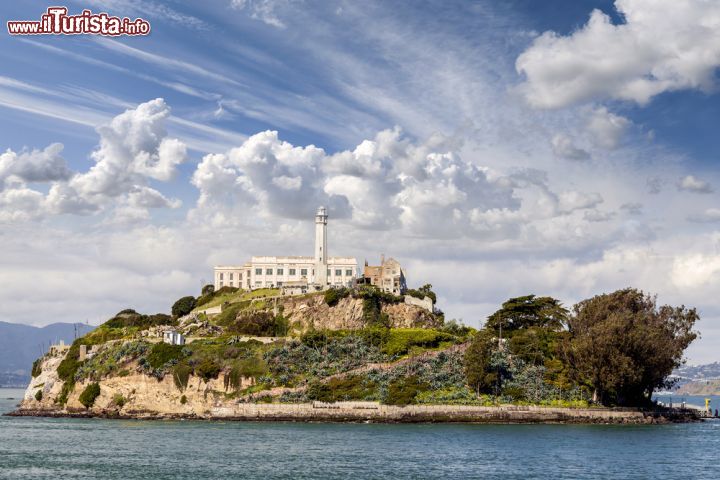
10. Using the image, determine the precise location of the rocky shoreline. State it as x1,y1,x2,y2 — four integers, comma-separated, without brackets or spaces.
6,402,700,424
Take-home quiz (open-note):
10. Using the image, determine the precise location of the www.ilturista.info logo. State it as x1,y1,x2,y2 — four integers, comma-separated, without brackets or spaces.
7,7,150,36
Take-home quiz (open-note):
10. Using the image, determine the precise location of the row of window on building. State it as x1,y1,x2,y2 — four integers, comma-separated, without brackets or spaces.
218,268,354,281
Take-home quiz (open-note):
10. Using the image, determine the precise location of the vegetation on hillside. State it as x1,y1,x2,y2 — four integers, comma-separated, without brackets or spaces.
37,284,697,410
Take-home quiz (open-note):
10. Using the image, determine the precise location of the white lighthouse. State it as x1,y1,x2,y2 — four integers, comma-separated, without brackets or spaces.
314,206,328,288
213,206,357,292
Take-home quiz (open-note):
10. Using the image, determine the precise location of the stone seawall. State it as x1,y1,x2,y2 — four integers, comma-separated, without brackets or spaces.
9,402,699,424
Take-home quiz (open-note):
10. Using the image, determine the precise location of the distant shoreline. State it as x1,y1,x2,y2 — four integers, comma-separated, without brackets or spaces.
7,403,700,425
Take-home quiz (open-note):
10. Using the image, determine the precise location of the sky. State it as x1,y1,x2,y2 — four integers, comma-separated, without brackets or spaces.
1,0,719,363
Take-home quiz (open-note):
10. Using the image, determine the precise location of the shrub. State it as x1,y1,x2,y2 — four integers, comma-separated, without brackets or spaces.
146,343,185,370
172,362,193,391
216,286,239,295
172,296,197,317
201,284,215,296
239,356,268,379
306,375,376,402
35,390,43,401
104,311,174,329
195,358,221,382
118,369,130,377
79,382,101,408
31,358,43,378
180,394,187,405
406,284,437,304
223,357,268,392
385,376,428,406
213,303,243,327
324,287,349,307
112,393,126,407
227,312,287,337
57,342,82,382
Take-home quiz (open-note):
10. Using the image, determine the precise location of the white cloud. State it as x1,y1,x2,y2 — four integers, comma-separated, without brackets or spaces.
586,107,630,149
688,208,720,223
678,175,713,194
551,134,590,161
231,0,288,28
0,99,185,221
0,143,71,185
191,128,524,236
516,0,720,108
558,191,603,214
672,254,720,290
0,184,45,223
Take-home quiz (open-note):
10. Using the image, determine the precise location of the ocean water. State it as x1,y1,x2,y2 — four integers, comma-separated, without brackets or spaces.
1,388,719,479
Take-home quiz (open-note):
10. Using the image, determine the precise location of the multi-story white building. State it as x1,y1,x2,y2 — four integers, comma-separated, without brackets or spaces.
213,207,358,291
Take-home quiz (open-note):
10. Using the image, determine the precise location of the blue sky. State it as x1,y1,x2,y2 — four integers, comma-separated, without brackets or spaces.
1,0,720,363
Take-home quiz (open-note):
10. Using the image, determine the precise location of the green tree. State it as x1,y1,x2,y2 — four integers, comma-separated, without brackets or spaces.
567,288,698,406
79,382,101,408
171,296,196,317
406,284,437,304
201,284,215,296
464,330,509,395
485,295,568,332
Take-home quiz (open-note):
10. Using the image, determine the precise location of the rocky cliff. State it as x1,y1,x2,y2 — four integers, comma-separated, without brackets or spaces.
280,295,440,331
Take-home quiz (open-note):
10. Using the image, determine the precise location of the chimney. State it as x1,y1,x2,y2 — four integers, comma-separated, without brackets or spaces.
381,254,385,265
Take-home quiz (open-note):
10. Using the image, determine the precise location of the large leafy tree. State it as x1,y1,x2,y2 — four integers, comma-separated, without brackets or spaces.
485,295,569,332
464,331,510,395
567,288,698,406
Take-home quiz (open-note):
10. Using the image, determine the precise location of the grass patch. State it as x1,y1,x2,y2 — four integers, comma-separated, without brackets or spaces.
383,329,456,357
146,343,185,369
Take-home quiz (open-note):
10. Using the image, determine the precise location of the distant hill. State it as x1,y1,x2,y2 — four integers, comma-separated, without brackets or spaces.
668,362,720,394
673,362,720,382
0,321,94,387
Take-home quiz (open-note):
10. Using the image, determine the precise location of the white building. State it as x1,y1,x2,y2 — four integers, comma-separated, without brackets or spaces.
163,329,185,345
214,207,358,291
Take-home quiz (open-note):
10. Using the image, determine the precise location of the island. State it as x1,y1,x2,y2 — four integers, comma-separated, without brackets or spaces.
12,283,700,424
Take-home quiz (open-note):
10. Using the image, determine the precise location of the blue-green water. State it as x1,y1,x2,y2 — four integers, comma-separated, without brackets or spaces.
1,389,719,479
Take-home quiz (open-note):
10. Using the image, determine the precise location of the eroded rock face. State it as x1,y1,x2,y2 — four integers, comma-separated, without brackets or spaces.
64,372,247,415
20,363,258,416
23,350,66,410
280,295,440,331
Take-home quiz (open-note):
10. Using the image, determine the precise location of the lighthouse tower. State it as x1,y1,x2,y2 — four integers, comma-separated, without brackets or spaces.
314,206,328,288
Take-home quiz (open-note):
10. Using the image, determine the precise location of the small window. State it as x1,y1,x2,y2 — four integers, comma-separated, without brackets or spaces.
346,269,353,276
266,268,273,275
219,281,224,287
301,268,308,276
255,281,261,286
229,273,233,280
335,269,341,276
277,268,284,275
219,273,224,280
289,268,296,275
255,268,262,275
327,269,331,276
